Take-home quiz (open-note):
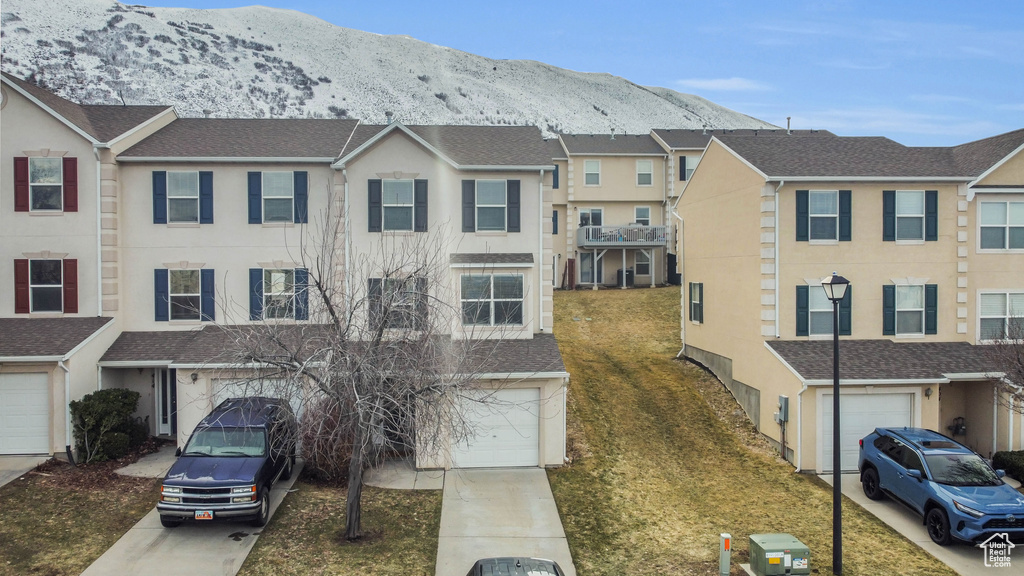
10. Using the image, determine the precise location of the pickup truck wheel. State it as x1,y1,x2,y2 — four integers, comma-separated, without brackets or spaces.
861,467,885,501
160,515,182,528
926,507,953,546
251,487,270,527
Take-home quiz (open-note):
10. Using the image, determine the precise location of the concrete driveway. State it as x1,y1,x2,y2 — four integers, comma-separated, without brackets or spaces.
436,468,576,576
0,455,50,489
822,472,1018,575
81,461,303,576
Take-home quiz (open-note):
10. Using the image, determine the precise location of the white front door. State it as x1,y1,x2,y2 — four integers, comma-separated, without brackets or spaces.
155,369,175,436
820,392,913,472
453,388,541,468
0,373,50,454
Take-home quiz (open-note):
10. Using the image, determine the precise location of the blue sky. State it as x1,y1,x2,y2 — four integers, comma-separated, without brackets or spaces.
140,0,1022,146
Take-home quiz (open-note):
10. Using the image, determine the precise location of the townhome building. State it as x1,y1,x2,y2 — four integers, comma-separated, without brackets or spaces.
1,73,568,470
677,129,1024,473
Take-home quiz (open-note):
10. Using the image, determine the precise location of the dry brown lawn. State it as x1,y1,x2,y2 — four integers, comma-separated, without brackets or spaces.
547,287,956,576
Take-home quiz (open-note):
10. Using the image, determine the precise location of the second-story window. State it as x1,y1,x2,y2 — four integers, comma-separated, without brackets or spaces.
896,190,924,241
980,201,1024,250
30,158,63,211
460,273,524,326
383,180,414,231
584,160,601,186
264,269,295,319
30,259,63,313
809,190,838,240
476,180,507,231
579,208,603,227
169,269,201,320
637,160,653,186
263,172,294,223
167,172,199,223
980,292,1024,340
896,285,925,335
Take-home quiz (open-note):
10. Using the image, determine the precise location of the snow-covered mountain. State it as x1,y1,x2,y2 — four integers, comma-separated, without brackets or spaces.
1,0,775,134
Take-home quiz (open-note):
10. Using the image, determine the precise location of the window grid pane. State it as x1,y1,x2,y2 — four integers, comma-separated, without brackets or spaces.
476,181,506,205
981,227,1006,249
169,198,199,222
476,207,506,231
896,285,924,335
167,172,199,198
460,274,522,326
896,217,924,240
263,172,293,197
264,198,292,222
896,191,924,215
382,180,413,204
809,311,833,335
383,207,413,231
980,202,1006,225
809,217,837,240
30,158,61,184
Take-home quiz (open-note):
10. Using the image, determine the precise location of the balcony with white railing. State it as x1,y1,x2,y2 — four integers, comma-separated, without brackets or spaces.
576,225,669,249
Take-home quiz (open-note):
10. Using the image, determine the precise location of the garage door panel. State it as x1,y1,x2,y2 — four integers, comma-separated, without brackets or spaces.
821,393,912,472
453,388,540,468
0,373,50,455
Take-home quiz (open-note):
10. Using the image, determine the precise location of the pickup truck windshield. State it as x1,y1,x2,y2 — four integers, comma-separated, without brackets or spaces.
183,427,267,457
924,453,1001,486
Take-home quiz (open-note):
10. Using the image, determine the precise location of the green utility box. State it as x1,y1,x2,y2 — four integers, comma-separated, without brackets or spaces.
748,533,810,576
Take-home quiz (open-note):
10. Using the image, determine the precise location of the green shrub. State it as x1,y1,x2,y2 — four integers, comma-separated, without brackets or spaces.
127,416,149,449
69,389,143,463
992,451,1024,481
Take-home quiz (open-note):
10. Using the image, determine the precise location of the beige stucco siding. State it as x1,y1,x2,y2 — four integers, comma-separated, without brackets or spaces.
977,150,1024,186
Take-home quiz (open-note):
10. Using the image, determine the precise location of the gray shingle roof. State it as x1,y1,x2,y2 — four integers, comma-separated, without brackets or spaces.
953,128,1024,177
338,124,553,167
450,253,534,265
0,317,114,358
545,138,568,160
120,118,360,158
99,330,201,363
559,134,665,155
767,340,999,381
652,128,835,150
2,72,172,142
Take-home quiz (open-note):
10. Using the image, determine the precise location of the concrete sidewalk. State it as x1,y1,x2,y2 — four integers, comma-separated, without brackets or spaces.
115,442,178,478
820,472,1018,575
0,455,50,489
436,468,576,576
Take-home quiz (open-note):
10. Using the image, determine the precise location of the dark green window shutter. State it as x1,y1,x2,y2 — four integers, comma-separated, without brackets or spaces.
249,268,263,320
200,269,215,321
462,180,476,232
925,190,938,241
838,190,851,241
154,269,169,321
688,282,695,322
552,209,558,235
553,165,559,189
882,285,896,335
679,156,687,181
507,180,521,232
838,286,852,336
293,171,308,224
248,172,262,224
883,190,896,241
368,179,382,232
199,171,214,224
925,284,937,335
294,268,309,320
697,283,704,323
414,179,428,232
796,285,809,337
796,190,809,241
153,171,167,224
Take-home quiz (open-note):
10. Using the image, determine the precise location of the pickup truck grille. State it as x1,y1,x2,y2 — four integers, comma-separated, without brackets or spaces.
984,517,1024,529
179,486,235,505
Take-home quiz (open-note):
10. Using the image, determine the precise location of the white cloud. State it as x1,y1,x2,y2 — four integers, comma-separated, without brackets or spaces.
787,107,1002,139
674,77,770,92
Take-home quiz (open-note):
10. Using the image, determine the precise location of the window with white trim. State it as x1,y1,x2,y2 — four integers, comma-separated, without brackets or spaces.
980,292,1024,340
461,274,523,326
476,180,507,231
584,160,600,186
896,190,925,241
382,180,414,231
370,276,425,329
579,208,602,227
29,158,62,211
636,160,653,186
634,206,651,226
896,285,925,335
169,269,201,320
980,201,1024,250
264,269,295,319
809,190,838,240
635,251,650,276
167,171,199,223
808,287,833,335
30,259,62,312
262,172,294,223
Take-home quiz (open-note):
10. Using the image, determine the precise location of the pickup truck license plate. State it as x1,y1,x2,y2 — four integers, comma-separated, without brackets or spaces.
195,510,213,520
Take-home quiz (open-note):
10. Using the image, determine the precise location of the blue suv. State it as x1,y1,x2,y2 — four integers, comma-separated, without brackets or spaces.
859,427,1024,545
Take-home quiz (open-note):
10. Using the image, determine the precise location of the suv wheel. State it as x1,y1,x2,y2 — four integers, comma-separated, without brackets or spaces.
251,487,270,527
160,515,182,528
861,467,885,501
926,507,953,545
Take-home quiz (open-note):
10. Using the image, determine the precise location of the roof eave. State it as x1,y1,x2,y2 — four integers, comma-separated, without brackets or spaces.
105,107,179,148
116,156,335,163
333,122,459,170
768,176,974,183
2,75,101,145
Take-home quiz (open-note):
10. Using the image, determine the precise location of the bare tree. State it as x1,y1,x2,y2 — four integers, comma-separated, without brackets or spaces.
202,207,520,540
989,311,1024,415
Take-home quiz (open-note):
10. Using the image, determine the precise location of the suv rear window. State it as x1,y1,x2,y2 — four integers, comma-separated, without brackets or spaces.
183,427,267,457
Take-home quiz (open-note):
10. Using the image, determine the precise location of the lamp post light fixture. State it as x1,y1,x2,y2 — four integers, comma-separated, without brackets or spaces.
821,271,850,576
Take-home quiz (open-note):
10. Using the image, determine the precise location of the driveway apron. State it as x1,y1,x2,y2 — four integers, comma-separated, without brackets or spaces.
81,462,302,576
436,468,576,576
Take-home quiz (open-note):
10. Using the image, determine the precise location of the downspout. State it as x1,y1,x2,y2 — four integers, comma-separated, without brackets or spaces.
993,384,999,455
774,180,784,338
538,170,545,332
562,375,568,464
796,381,808,471
94,147,103,316
342,168,350,298
59,361,72,459
672,212,685,357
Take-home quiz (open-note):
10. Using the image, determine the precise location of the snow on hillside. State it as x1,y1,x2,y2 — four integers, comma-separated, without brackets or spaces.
1,0,776,134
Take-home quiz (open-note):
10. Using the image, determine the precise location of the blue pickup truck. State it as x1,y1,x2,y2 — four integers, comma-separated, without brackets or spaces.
157,397,297,528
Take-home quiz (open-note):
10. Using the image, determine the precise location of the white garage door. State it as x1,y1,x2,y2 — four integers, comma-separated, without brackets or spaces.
453,388,540,468
821,392,913,472
0,373,50,455
212,379,302,419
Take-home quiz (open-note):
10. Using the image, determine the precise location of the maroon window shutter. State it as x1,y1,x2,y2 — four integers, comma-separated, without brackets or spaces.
14,259,30,313
63,259,79,313
14,157,29,212
63,157,78,212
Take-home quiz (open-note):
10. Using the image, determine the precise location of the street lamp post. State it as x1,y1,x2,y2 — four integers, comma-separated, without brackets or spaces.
821,272,850,576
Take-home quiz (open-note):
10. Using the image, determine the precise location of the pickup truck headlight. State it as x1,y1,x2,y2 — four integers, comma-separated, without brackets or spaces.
231,485,256,495
161,486,182,494
954,500,985,518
